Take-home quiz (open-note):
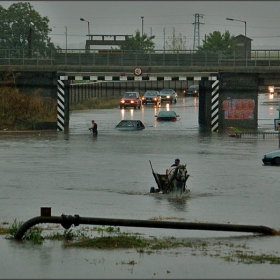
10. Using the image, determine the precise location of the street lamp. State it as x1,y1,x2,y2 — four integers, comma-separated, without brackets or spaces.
141,16,144,36
80,18,90,38
65,26,68,51
226,18,247,64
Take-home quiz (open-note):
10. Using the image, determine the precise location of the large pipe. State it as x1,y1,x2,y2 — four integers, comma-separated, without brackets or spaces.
15,213,278,240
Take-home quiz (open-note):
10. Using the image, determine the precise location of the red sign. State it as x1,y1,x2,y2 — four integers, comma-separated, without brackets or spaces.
133,67,142,76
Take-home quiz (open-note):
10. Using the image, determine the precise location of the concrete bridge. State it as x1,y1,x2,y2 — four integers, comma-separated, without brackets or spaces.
1,64,280,132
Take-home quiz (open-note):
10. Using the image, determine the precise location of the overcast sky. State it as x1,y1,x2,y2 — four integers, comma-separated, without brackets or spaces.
2,1,280,50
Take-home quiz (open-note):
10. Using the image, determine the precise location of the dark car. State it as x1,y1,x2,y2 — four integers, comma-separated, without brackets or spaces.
115,120,145,130
186,85,199,97
119,92,142,109
155,110,180,122
262,150,280,165
159,89,178,103
141,90,161,106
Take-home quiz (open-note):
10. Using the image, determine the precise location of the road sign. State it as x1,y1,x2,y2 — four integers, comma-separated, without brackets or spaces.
133,67,142,76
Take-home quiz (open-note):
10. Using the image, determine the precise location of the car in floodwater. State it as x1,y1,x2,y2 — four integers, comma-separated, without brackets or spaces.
186,85,199,97
155,111,180,122
159,89,178,103
262,150,280,165
119,92,142,109
141,90,161,106
115,120,145,131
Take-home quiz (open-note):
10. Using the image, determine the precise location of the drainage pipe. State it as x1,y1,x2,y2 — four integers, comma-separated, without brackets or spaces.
15,212,277,240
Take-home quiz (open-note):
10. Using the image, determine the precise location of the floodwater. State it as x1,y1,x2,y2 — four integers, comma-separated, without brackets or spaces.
1,93,280,279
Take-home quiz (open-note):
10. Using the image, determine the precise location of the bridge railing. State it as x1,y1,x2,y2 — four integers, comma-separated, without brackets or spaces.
1,48,280,67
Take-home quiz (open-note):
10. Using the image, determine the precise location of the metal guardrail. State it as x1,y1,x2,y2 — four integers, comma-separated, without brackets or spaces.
1,48,280,68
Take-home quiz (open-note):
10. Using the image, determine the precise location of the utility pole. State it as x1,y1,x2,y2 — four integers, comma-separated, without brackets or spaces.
192,13,204,50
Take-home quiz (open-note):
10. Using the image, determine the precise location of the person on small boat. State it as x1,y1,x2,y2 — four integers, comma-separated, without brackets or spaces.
171,158,180,167
89,120,98,136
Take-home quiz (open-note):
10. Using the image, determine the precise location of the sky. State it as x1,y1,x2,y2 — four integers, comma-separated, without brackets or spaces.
1,0,280,50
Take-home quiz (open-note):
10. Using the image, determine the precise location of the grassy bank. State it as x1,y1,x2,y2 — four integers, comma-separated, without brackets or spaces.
0,72,57,131
70,96,121,110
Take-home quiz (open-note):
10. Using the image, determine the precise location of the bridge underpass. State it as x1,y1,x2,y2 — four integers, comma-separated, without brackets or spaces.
1,68,279,133
57,71,263,133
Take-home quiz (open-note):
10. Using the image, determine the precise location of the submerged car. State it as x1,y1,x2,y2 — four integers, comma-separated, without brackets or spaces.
119,92,142,109
159,89,178,103
262,150,280,165
115,120,145,130
186,85,199,97
155,111,180,122
141,90,161,106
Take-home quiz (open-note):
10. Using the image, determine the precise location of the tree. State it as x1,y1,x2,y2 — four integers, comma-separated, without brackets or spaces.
165,29,188,52
197,30,237,58
0,2,58,57
119,30,155,52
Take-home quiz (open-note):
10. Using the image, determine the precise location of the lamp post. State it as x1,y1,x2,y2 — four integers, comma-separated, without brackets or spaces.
141,16,144,36
80,18,90,38
65,26,67,51
226,18,247,65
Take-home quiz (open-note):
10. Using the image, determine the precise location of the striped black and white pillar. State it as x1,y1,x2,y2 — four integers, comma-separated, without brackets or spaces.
57,78,66,131
211,79,219,132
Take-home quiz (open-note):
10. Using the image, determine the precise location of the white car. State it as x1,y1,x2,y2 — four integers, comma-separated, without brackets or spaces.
262,150,280,165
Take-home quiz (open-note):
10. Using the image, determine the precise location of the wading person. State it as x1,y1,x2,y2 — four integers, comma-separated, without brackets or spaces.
89,120,98,136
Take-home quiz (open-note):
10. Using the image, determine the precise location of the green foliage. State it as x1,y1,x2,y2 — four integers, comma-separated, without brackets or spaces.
119,30,155,52
0,2,59,57
24,227,44,244
7,219,23,238
197,30,237,58
97,226,120,237
7,219,43,244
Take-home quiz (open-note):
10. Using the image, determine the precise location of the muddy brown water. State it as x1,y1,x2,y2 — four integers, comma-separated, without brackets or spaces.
1,94,280,279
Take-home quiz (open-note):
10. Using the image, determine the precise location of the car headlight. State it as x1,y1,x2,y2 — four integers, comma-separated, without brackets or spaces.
166,95,170,99
130,100,135,104
120,100,125,104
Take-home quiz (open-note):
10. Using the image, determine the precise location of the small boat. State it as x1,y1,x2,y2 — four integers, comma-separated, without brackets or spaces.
115,120,145,131
149,160,190,194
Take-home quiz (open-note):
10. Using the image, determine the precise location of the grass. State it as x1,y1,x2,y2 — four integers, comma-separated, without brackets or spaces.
70,96,121,110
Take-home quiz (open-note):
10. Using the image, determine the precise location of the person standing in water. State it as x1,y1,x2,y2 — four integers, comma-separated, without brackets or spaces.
89,120,98,136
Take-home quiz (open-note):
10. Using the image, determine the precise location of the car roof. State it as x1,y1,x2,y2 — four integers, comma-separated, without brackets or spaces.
157,111,176,116
189,85,199,88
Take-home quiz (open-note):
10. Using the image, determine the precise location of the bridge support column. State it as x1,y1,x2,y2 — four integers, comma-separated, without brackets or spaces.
57,76,70,131
199,76,220,132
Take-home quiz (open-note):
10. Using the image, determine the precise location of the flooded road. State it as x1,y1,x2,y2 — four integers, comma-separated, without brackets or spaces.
1,93,280,279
